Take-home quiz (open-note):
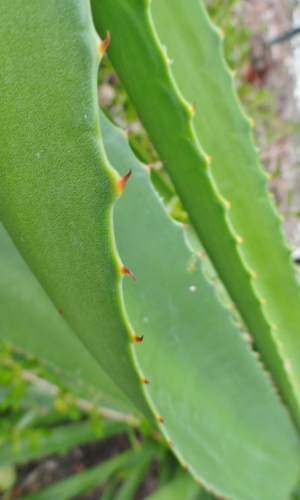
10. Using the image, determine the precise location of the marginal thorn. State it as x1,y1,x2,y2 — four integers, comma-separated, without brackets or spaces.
182,463,189,471
141,376,149,385
284,360,292,372
199,252,206,259
236,235,244,244
191,101,196,115
59,310,64,316
248,117,255,127
182,223,189,229
132,333,144,343
196,478,202,485
271,324,278,331
116,169,132,195
219,27,225,39
251,270,258,278
157,416,164,423
167,439,173,446
206,154,212,164
224,199,232,209
122,127,130,137
98,30,111,56
229,303,236,310
242,332,253,343
260,298,267,305
146,163,155,170
121,265,136,281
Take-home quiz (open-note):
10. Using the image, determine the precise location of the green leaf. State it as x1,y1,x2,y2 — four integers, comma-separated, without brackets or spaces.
150,0,300,426
91,0,300,426
0,420,124,467
114,448,154,500
0,223,134,414
101,110,300,500
145,469,201,500
19,445,155,500
0,0,150,418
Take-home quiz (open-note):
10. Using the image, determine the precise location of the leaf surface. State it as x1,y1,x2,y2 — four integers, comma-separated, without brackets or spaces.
101,111,300,500
91,0,300,425
0,223,134,413
151,0,300,425
0,0,149,417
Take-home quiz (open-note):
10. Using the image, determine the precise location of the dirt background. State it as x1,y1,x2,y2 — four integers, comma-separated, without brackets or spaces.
242,0,300,253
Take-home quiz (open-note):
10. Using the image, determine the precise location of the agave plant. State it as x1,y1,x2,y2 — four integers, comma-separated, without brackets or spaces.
1,1,300,499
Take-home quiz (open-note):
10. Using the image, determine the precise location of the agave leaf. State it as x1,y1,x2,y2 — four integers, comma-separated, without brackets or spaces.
0,0,150,417
150,0,300,427
0,223,135,414
101,110,300,500
91,0,300,426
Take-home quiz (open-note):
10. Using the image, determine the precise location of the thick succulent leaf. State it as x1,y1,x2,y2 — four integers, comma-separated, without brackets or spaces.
0,223,135,414
101,111,300,500
0,0,150,418
150,0,300,429
91,0,300,425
